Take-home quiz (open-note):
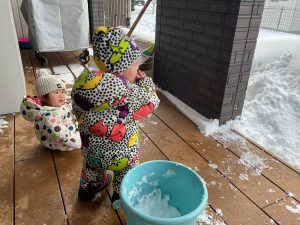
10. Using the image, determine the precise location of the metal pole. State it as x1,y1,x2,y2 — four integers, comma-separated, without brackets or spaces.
276,6,284,31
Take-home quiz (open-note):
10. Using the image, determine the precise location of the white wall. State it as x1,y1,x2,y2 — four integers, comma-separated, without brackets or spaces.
0,0,26,114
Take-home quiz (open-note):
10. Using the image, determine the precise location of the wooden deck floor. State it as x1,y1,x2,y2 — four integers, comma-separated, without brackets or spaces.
1,50,300,225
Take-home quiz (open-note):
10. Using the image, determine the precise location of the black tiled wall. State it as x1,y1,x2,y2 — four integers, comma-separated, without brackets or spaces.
154,0,265,124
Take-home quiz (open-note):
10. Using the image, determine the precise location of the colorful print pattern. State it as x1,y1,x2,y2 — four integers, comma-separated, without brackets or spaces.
71,70,160,193
92,26,141,73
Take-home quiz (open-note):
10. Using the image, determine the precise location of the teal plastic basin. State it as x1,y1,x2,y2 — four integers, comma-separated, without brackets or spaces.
120,160,208,225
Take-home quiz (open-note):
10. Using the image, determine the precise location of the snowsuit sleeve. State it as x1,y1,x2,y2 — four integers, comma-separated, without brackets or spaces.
129,76,160,121
20,97,43,122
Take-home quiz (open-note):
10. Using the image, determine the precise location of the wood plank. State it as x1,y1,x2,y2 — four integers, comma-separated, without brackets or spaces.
197,206,227,224
15,153,67,225
28,50,50,74
53,130,168,225
16,50,71,224
139,130,168,162
17,50,300,224
52,150,122,225
117,130,169,225
141,94,277,223
188,134,286,208
58,51,85,78
219,131,300,203
15,114,48,161
263,197,300,224
0,114,14,225
20,50,32,68
21,50,36,96
139,114,169,134
155,94,288,207
119,130,225,225
24,70,36,96
45,52,68,68
262,161,300,203
17,50,48,160
45,52,76,89
234,130,300,173
147,128,274,225
154,93,199,134
59,51,81,65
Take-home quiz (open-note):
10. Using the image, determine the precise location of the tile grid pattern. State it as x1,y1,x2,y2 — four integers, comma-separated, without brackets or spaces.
154,0,265,124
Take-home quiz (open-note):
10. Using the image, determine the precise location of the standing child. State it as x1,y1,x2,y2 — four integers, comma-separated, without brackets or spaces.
20,69,81,151
71,26,160,205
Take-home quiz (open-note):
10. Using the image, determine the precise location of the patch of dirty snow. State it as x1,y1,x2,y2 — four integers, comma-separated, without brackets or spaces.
208,163,218,169
148,120,157,125
196,209,226,225
239,173,249,181
285,204,300,214
268,188,275,193
215,208,223,217
0,116,8,133
142,137,148,144
238,151,269,176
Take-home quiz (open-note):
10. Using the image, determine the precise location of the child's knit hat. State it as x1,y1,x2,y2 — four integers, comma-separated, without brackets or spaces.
35,69,66,96
92,26,141,73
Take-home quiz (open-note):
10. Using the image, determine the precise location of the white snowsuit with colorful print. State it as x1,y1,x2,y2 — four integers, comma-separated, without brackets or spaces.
71,69,160,194
72,26,160,196
20,96,81,151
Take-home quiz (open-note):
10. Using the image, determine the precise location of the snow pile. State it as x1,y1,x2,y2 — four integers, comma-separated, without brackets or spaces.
235,30,300,170
157,29,300,171
134,189,182,218
0,116,8,133
156,87,220,134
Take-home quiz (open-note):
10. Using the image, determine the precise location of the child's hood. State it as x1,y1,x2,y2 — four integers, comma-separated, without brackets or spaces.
71,70,127,114
92,26,141,74
20,96,58,122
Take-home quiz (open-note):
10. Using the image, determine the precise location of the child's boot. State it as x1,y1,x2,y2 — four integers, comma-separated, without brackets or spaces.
111,191,121,209
78,171,113,201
